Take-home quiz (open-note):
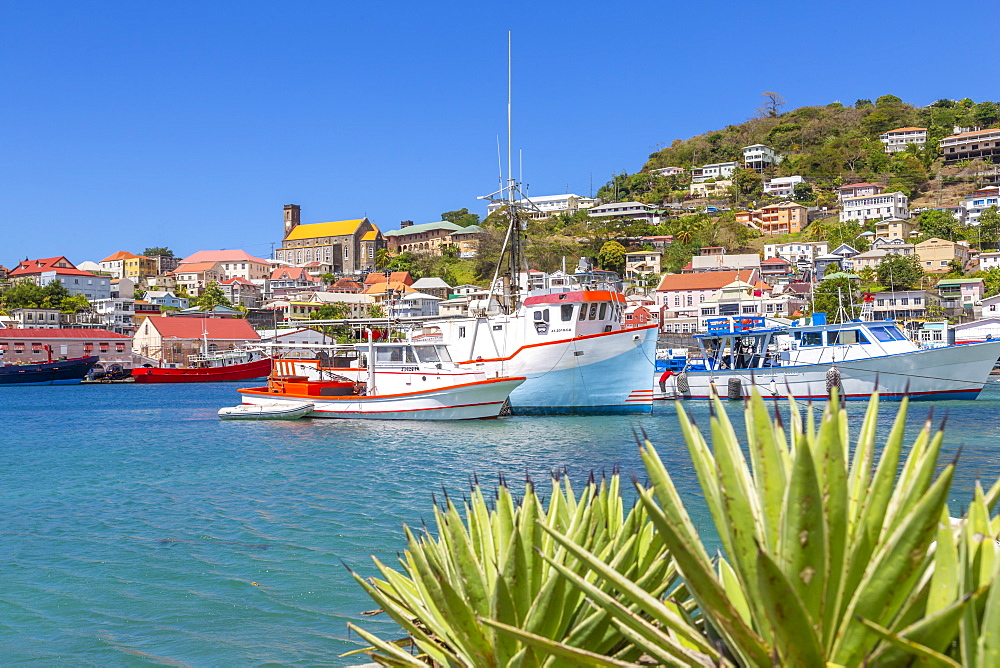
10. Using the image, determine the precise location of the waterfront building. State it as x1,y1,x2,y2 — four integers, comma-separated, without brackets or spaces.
840,191,909,223
697,280,802,330
0,328,131,364
939,128,1000,164
952,318,1000,343
879,127,927,153
654,269,758,317
742,144,782,172
452,284,483,296
389,292,442,318
961,187,1000,226
837,182,884,202
276,205,383,273
763,175,804,198
90,298,135,335
180,250,270,282
915,238,971,273
869,290,940,320
132,317,259,364
936,278,984,310
763,241,829,264
256,328,336,354
6,307,64,328
8,256,110,300
486,193,596,219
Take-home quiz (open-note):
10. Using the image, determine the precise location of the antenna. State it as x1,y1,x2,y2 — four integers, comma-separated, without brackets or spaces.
507,30,512,203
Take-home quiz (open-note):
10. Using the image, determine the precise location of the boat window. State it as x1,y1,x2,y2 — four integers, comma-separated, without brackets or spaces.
458,326,466,338
375,347,405,363
578,304,587,320
435,346,452,363
533,309,549,322
800,332,823,346
827,330,869,345
589,304,598,320
868,326,905,342
414,346,440,363
599,303,607,320
561,304,574,321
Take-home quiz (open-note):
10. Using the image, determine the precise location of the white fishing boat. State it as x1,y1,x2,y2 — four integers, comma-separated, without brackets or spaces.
218,401,314,420
665,314,1000,401
237,338,525,420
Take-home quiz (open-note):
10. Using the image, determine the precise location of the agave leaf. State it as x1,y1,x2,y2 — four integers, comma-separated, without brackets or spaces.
755,546,825,666
873,591,978,665
817,404,849,651
854,616,961,667
481,618,636,667
539,519,720,659
857,395,909,548
672,405,724,539
441,496,491,618
929,506,960,614
344,623,430,666
718,556,752,627
882,416,933,538
608,618,718,668
834,462,955,666
778,429,827,634
523,569,569,642
744,387,787,551
977,558,1000,667
847,393,879,541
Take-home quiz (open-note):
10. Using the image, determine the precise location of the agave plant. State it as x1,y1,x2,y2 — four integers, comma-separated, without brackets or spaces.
344,473,707,666
533,390,1000,666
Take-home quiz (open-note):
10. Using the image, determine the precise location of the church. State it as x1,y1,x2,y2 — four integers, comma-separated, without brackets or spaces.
275,204,384,275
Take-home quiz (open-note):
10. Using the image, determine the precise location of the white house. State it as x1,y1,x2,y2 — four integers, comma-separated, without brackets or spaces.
879,127,927,153
742,144,782,171
763,241,829,265
691,161,738,183
90,298,135,335
979,251,1000,271
389,292,442,318
840,191,909,223
179,250,271,282
763,176,804,198
486,193,596,220
650,166,686,177
655,269,759,316
940,128,1000,164
961,187,1000,226
587,201,659,224
256,328,336,354
952,317,1000,343
837,183,884,202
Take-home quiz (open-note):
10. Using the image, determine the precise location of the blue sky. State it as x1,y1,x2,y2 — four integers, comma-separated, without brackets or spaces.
2,0,997,267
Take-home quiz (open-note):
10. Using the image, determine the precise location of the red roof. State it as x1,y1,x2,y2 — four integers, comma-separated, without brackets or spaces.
884,127,926,133
174,261,221,273
181,250,270,264
761,257,791,265
364,271,413,286
143,317,260,340
269,267,319,281
656,270,755,292
8,256,96,278
220,277,256,285
0,328,129,339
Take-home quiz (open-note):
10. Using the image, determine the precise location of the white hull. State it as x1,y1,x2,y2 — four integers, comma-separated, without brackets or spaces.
238,377,524,420
446,321,659,414
219,402,314,420
668,341,1000,401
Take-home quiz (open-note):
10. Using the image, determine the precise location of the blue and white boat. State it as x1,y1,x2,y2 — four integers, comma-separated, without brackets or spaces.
666,315,1000,401
0,355,100,386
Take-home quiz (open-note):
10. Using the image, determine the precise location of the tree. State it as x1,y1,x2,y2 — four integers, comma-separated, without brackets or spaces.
142,247,174,257
876,253,923,290
320,272,336,285
192,281,232,310
0,279,71,310
668,213,706,245
793,181,814,202
979,206,1000,251
760,91,785,117
596,241,627,274
917,209,957,240
855,98,873,109
440,208,481,228
980,267,1000,297
365,304,386,319
812,275,861,322
59,294,91,314
314,302,351,320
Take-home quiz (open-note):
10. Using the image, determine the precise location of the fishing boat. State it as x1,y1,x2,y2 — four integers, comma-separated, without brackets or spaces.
0,354,100,386
238,338,525,420
664,314,1000,401
132,347,272,383
218,401,313,420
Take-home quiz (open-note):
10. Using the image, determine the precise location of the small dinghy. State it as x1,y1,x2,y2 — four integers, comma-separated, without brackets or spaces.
218,401,313,420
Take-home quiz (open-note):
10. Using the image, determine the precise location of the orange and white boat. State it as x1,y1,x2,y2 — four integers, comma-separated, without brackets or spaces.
236,339,525,420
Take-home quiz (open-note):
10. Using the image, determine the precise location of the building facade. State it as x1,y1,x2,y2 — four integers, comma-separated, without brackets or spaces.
485,194,596,219
587,201,660,224
837,183,884,202
742,144,782,171
879,127,927,153
874,217,917,240
8,256,110,300
939,128,1000,164
383,221,465,254
276,205,383,274
691,161,738,183
961,187,1000,226
736,202,808,235
915,238,971,273
840,191,909,223
763,175,804,198
180,250,270,282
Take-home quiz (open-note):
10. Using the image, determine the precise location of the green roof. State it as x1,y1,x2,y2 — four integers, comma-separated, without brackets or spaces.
383,221,463,237
822,272,860,280
449,224,483,234
936,278,983,285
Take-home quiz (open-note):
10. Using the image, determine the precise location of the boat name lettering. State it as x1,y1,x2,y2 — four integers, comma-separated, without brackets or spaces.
400,366,419,371
551,328,571,333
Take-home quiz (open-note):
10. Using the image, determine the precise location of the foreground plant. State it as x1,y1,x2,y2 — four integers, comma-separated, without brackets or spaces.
348,391,1000,666
344,473,697,666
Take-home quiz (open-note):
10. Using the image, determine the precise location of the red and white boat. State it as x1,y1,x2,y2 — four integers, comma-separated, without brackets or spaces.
132,348,272,383
237,339,525,420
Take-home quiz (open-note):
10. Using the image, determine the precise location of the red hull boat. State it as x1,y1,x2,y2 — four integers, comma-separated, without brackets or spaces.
132,353,272,384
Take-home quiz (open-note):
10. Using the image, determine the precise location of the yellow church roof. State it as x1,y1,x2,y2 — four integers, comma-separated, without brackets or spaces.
285,219,366,241
361,230,377,241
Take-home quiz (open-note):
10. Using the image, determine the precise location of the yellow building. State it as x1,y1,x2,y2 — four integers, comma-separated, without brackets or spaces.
915,238,971,274
276,204,383,273
123,255,158,280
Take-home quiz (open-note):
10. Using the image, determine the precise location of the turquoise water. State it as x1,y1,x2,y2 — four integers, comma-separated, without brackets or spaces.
3,383,1000,665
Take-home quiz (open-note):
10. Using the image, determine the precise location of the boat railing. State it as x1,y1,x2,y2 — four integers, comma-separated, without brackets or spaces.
704,317,767,334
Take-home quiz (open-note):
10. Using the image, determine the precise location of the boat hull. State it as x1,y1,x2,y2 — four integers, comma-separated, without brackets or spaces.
0,356,100,386
669,341,1000,401
219,402,314,420
459,325,658,415
132,358,273,383
238,377,525,420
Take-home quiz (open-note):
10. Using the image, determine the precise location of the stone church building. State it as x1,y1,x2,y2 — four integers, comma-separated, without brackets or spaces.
275,205,384,274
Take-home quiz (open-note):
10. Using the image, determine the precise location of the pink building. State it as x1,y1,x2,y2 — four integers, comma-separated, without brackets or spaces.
654,269,759,317
837,182,884,202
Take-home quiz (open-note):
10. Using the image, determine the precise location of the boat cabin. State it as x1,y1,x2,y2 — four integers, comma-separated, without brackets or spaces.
693,315,918,371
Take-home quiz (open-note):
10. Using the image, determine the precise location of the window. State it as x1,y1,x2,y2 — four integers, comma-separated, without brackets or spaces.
876,299,885,306
742,306,755,314
801,332,823,346
674,296,680,306
579,305,587,321
686,296,693,306
827,330,869,345
588,304,598,320
900,298,909,305
599,303,607,320
533,309,550,322
458,326,466,338
561,304,574,321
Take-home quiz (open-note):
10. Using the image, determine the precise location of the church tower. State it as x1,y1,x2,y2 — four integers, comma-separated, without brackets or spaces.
283,204,301,237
